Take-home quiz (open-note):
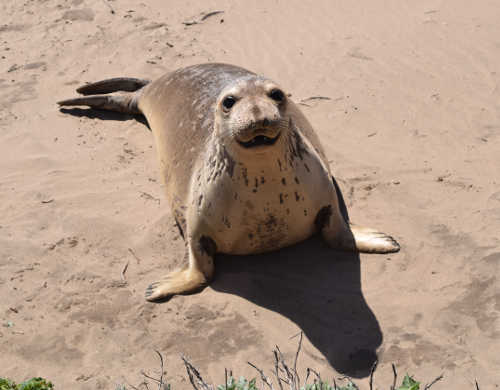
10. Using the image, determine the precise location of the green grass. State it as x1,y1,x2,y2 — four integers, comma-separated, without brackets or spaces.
214,373,421,390
0,377,53,390
0,372,430,390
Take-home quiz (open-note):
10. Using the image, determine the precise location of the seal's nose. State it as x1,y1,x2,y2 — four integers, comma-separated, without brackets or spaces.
249,97,280,128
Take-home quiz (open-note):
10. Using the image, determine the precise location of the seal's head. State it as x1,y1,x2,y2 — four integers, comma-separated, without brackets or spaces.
215,77,290,154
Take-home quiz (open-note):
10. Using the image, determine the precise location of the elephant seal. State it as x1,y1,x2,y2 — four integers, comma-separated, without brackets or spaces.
58,63,400,302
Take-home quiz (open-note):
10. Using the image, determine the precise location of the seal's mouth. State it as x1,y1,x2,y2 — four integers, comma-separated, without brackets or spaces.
237,131,281,148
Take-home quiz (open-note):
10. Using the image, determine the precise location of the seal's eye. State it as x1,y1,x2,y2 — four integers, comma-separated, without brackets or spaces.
269,89,285,102
222,96,236,110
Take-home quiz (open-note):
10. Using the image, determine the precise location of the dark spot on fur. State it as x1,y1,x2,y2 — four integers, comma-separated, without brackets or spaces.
286,125,309,165
279,193,284,204
304,209,308,216
248,233,254,240
264,215,278,231
199,235,217,257
304,163,310,172
260,176,265,184
295,192,300,201
277,159,282,171
198,195,203,206
254,177,259,188
222,216,231,228
234,192,238,200
207,149,225,182
281,177,286,186
315,205,332,231
242,167,249,186
291,129,308,160
286,208,290,215
252,189,257,193
295,177,300,184
221,146,235,177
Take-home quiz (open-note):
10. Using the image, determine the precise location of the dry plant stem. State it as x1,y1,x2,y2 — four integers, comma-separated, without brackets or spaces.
291,332,303,389
274,352,284,390
308,367,322,384
275,346,295,389
273,350,287,384
391,364,397,390
182,355,213,390
156,350,165,390
125,379,141,390
248,361,275,390
140,350,166,390
369,359,378,390
304,368,310,387
177,343,446,390
300,96,331,104
121,260,129,281
201,11,224,21
141,372,161,384
423,374,443,390
128,247,142,263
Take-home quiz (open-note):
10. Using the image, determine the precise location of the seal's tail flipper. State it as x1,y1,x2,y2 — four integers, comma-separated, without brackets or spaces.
58,93,141,114
76,77,150,95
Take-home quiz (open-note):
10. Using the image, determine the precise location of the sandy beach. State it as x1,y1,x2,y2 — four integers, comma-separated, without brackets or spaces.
1,1,499,389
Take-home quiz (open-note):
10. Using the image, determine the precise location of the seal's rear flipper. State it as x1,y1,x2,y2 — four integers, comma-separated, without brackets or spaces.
347,225,400,253
76,77,151,95
58,93,141,114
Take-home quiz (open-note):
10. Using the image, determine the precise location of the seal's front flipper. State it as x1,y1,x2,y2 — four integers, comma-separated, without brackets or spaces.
76,77,150,95
145,235,216,302
58,93,141,114
145,267,208,302
317,206,400,254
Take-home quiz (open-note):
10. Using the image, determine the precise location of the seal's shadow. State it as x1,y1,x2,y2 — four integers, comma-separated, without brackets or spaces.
59,108,150,129
213,240,381,378
212,179,382,378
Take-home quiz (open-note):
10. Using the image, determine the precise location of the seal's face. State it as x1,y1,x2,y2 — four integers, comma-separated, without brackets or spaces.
215,78,289,153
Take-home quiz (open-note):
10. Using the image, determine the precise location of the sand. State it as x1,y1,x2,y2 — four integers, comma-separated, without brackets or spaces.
1,0,499,389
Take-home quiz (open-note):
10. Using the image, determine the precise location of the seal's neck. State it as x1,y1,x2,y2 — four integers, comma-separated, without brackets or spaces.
207,129,313,187
226,133,293,174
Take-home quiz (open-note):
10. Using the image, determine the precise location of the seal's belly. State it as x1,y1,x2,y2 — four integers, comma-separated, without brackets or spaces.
218,197,318,255
203,161,334,255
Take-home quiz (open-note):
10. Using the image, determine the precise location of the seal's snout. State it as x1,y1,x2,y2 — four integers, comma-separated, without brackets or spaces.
237,116,282,148
249,116,281,132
